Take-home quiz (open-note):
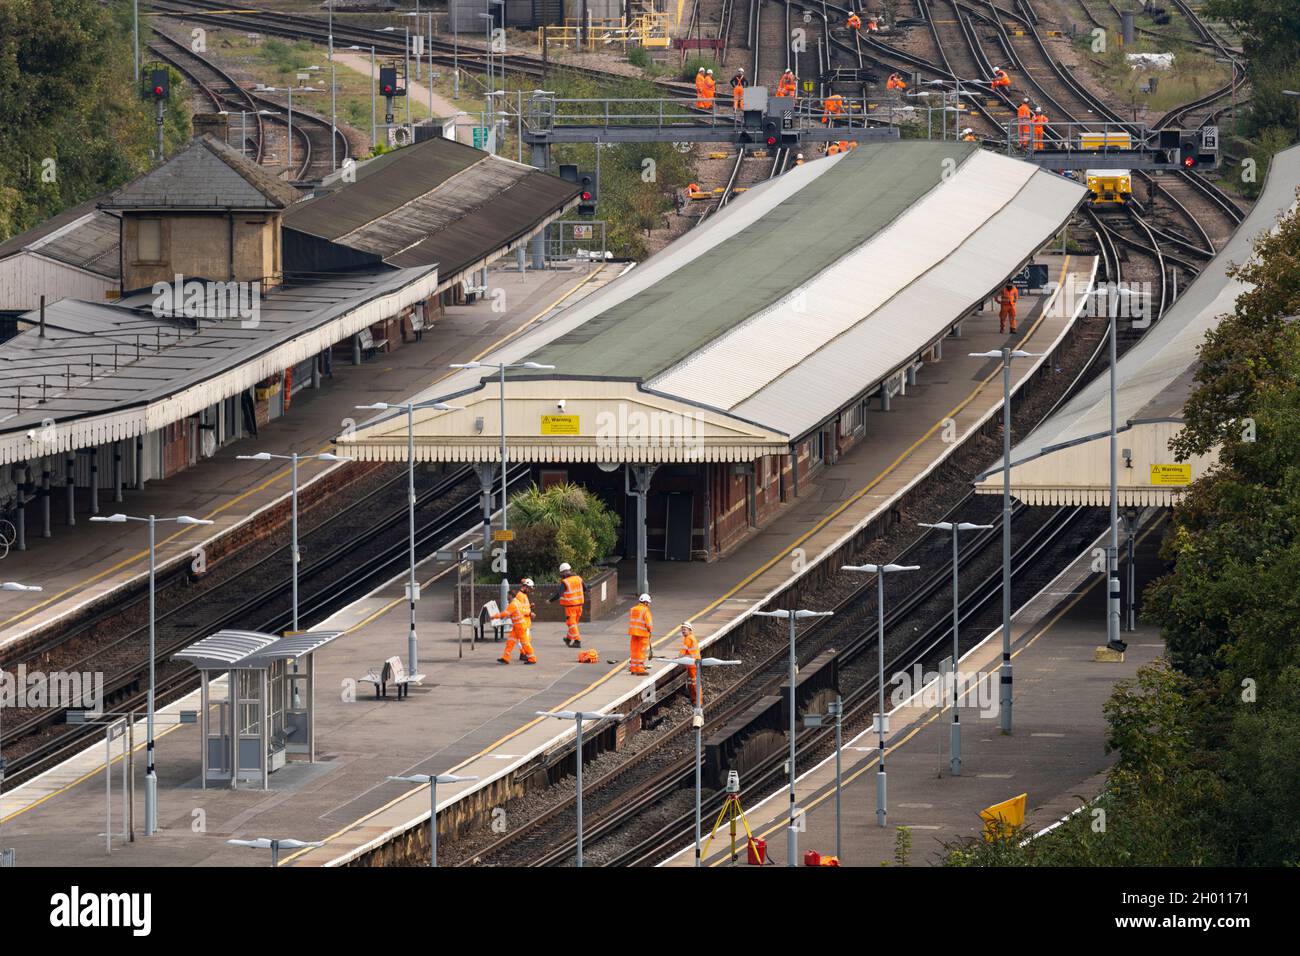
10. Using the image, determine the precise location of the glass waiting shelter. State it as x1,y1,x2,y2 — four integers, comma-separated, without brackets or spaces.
174,629,343,790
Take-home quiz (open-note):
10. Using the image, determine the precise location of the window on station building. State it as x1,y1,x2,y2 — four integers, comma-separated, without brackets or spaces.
137,218,162,263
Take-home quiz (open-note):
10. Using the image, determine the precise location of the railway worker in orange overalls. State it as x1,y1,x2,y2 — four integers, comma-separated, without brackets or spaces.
1016,98,1033,148
629,593,653,676
794,152,805,165
677,622,701,702
991,66,1011,89
996,282,1019,334
731,68,748,110
867,16,879,31
550,562,587,648
777,68,797,98
1032,106,1047,150
848,11,862,31
960,127,977,142
822,92,844,124
827,141,842,155
886,72,908,91
494,578,537,664
701,69,716,109
695,66,708,109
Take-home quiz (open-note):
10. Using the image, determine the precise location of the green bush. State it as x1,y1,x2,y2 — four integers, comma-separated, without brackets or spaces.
505,483,620,582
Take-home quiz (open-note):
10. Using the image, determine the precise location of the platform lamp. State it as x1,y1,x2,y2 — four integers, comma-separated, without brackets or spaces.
535,710,623,867
656,653,742,866
237,452,353,633
356,401,462,676
227,836,323,867
754,607,833,864
448,360,555,612
1103,285,1138,654
90,513,214,836
918,521,993,775
969,347,1038,732
841,563,919,826
388,773,479,866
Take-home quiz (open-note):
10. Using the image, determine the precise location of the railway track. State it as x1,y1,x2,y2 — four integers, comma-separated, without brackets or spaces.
0,463,530,788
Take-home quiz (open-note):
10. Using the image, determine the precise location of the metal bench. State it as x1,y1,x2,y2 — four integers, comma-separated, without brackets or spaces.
357,326,388,360
360,655,425,700
471,600,507,643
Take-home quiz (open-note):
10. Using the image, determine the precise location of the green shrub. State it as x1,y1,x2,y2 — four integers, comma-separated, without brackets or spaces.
505,483,621,582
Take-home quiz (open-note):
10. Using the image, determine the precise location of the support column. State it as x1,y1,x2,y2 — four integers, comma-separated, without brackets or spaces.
66,453,76,526
135,437,145,490
529,141,550,270
881,385,892,412
312,353,322,389
933,338,943,360
906,362,918,386
626,464,657,597
114,441,123,503
41,467,51,538
14,464,27,552
516,245,526,272
89,447,99,515
352,333,362,365
790,442,799,498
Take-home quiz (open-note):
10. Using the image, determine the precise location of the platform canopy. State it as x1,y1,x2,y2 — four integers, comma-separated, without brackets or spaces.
342,142,1085,464
974,144,1300,506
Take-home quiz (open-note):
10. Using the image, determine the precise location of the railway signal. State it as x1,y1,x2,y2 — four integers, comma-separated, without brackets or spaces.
148,68,169,101
577,172,596,216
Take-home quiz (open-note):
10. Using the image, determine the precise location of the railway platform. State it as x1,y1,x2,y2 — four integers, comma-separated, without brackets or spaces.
0,262,610,655
662,520,1168,867
0,255,1095,866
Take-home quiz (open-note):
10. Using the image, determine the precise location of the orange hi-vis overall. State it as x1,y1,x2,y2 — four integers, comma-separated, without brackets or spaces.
494,591,536,663
822,94,843,123
732,75,746,111
777,73,797,98
628,602,653,675
1032,112,1047,150
997,285,1019,333
701,75,716,109
679,630,701,700
695,73,708,110
1017,102,1032,147
559,573,585,643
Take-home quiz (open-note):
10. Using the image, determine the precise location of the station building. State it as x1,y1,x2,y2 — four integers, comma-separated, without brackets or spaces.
342,141,1087,585
0,132,580,540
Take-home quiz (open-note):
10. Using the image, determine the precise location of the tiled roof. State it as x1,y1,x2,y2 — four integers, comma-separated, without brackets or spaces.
101,135,301,211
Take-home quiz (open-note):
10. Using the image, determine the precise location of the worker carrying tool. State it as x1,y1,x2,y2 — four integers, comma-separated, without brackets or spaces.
847,11,862,30
886,72,907,91
677,622,701,700
628,593,653,675
702,69,716,109
695,66,708,109
996,282,1019,334
991,66,1011,88
776,68,797,98
821,92,844,124
549,562,587,648
1032,106,1047,150
731,68,748,110
960,127,977,142
494,578,537,664
1016,98,1032,148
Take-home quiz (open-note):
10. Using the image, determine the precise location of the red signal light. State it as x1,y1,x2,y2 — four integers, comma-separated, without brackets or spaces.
766,135,777,146
1182,155,1195,168
382,85,393,95
153,86,163,96
581,190,592,200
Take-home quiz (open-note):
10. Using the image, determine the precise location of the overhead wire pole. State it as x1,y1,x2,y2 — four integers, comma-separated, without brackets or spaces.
535,711,622,867
329,0,337,171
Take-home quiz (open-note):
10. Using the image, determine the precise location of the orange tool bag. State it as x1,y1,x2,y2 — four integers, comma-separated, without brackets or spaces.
577,649,599,663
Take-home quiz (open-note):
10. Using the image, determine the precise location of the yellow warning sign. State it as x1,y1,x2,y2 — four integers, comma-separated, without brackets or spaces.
540,414,580,435
492,529,514,542
1150,463,1192,486
980,792,1027,842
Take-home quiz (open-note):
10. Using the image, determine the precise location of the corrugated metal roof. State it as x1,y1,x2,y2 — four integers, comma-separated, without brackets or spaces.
173,629,280,669
525,142,976,380
28,209,121,279
101,135,301,211
283,137,581,278
978,143,1300,485
0,195,110,261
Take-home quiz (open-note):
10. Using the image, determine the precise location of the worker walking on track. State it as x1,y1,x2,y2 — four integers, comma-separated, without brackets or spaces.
628,593,653,676
494,578,537,665
677,622,701,701
702,69,716,109
847,11,862,31
776,68,797,98
549,562,587,648
1032,106,1047,151
991,66,1011,89
731,68,748,111
695,66,708,109
886,72,907,91
1017,98,1032,148
996,282,1019,334
822,92,844,124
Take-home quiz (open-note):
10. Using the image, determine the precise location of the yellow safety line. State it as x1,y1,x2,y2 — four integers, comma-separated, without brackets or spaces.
284,258,1074,863
717,512,1164,866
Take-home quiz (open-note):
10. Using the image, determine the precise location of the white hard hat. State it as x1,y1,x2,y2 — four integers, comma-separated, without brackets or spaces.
558,562,572,573
521,577,535,587
698,67,705,72
707,69,713,74
797,152,804,159
681,621,694,632
738,68,744,73
639,593,652,604
962,127,973,135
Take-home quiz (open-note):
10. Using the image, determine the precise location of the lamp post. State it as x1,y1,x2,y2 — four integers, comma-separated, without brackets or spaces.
535,710,623,866
388,772,479,866
841,563,920,826
658,653,741,867
754,607,833,864
278,75,317,174
227,836,323,867
918,521,993,775
1104,286,1137,653
237,452,352,632
357,401,463,675
328,0,338,170
969,347,1037,731
90,513,214,835
449,360,556,611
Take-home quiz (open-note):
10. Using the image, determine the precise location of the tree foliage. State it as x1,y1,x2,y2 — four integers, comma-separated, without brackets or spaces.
504,483,620,582
0,0,190,241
